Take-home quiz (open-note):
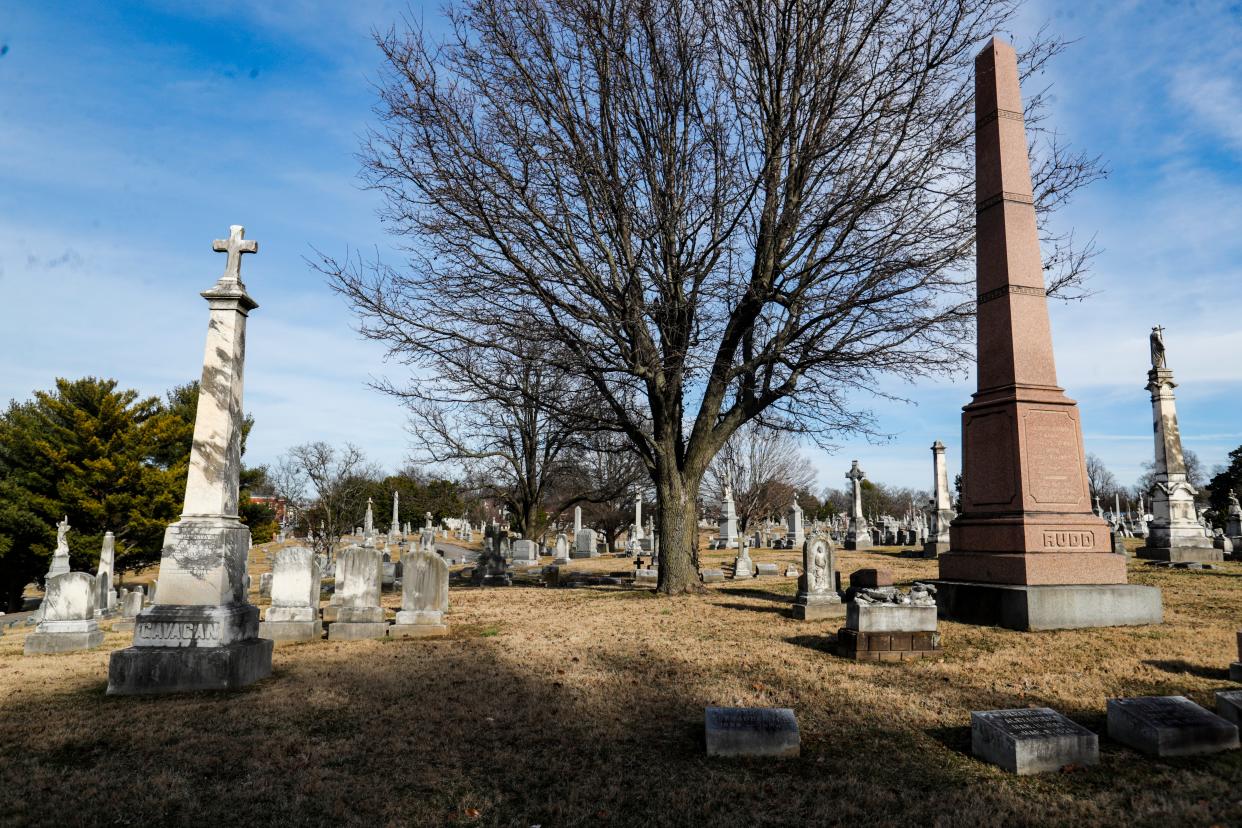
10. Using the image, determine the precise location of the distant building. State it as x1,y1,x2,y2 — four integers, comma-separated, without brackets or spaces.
249,495,287,524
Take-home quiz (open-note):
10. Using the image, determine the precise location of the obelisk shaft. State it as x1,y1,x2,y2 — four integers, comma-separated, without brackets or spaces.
942,39,1119,587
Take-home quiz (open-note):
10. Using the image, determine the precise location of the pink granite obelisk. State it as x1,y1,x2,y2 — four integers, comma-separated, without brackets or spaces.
935,39,1160,629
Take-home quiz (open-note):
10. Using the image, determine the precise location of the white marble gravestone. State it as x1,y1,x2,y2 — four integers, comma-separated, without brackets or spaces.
511,538,540,568
793,535,843,620
259,546,322,642
95,531,116,616
552,533,571,565
25,571,103,655
107,226,273,694
389,548,449,638
324,545,387,640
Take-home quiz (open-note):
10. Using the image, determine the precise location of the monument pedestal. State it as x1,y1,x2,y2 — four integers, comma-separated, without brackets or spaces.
24,621,104,655
934,581,1162,631
389,609,448,638
259,607,323,642
1136,544,1221,563
792,595,845,621
107,604,272,694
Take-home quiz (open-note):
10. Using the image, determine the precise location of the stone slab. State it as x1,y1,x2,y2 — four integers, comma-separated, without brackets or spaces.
934,581,1162,631
754,563,780,577
326,621,390,640
258,620,323,642
1215,690,1242,727
847,603,937,633
700,569,725,584
704,706,799,758
23,628,104,655
971,708,1098,775
388,623,448,638
1107,695,1239,757
107,637,273,695
1137,546,1224,563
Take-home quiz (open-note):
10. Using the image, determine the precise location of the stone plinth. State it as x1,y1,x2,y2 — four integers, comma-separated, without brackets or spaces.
1107,696,1238,757
704,707,799,758
836,629,940,661
971,708,1098,775
754,563,779,578
934,581,1161,631
846,603,937,633
108,603,272,694
700,568,725,584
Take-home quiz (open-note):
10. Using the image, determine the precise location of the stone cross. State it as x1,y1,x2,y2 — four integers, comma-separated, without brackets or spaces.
846,461,866,520
212,225,258,285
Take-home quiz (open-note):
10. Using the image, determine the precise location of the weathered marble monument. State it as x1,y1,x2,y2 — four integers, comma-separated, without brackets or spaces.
25,571,104,655
47,516,71,580
787,497,805,548
389,547,449,638
717,485,739,549
792,534,843,620
258,546,323,642
107,226,274,693
95,531,116,616
325,544,387,639
1137,327,1218,562
934,41,1161,630
924,441,954,556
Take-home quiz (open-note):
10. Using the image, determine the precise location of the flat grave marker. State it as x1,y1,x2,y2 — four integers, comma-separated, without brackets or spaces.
1107,695,1239,757
971,708,1098,775
704,706,799,758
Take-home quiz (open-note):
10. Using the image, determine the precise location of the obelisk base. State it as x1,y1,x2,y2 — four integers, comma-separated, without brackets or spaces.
938,551,1127,585
934,581,1162,631
106,603,272,694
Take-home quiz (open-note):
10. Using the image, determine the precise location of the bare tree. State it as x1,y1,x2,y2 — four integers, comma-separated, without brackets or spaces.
389,345,583,538
324,0,1104,592
283,442,379,559
547,429,648,550
1085,453,1119,505
704,424,817,532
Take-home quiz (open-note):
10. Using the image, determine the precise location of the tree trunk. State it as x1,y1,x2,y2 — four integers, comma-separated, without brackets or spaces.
656,471,704,595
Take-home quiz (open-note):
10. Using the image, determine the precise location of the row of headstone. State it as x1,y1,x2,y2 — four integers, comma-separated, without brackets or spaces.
973,695,1240,775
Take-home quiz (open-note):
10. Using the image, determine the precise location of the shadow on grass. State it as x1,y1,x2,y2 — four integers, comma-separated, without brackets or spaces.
926,724,973,759
714,587,792,604
1142,659,1231,681
714,602,789,617
784,634,837,655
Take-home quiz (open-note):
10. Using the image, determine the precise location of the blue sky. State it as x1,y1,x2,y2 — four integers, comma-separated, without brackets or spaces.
2,1,1240,496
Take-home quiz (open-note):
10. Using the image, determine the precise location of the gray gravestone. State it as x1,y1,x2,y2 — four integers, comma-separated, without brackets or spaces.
1107,696,1239,757
700,568,725,584
1216,689,1242,728
971,708,1098,774
389,548,449,638
324,545,387,639
705,707,799,757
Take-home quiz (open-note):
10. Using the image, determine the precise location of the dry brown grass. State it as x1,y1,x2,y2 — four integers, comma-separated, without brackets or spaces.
2,541,1242,827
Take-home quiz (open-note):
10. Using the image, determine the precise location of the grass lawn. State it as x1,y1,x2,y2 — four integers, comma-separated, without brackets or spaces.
2,541,1241,827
